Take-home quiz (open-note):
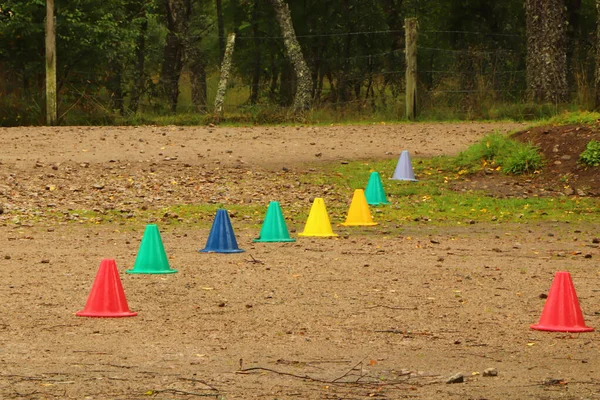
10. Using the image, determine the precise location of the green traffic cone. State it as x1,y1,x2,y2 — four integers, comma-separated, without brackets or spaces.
254,201,296,242
126,224,177,274
365,172,390,205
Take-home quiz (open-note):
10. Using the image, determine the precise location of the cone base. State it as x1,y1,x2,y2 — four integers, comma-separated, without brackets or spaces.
390,177,418,181
76,310,138,318
126,269,178,274
298,232,338,237
367,201,390,205
253,237,296,243
200,248,245,253
530,323,594,333
341,222,378,226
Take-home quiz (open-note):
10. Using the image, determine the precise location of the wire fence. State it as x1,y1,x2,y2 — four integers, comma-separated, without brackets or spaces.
2,24,595,125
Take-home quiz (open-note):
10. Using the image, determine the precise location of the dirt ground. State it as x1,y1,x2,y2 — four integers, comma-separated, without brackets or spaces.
1,122,600,400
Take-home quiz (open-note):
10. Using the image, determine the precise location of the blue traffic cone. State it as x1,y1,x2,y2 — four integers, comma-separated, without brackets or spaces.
200,209,244,253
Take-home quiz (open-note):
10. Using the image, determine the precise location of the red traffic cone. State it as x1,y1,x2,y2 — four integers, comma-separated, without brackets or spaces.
530,271,593,332
76,259,137,318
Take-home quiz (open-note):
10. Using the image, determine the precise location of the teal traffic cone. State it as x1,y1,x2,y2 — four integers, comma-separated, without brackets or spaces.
126,224,177,274
365,172,390,205
254,201,296,243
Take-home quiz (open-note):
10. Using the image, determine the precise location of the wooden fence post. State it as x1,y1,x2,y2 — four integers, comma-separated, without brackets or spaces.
213,32,236,123
405,17,418,120
46,0,57,125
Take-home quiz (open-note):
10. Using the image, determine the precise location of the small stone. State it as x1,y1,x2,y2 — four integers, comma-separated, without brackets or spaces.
592,238,599,244
483,368,498,377
4,255,10,260
584,254,592,259
539,293,548,299
560,155,571,160
315,152,322,157
41,259,50,264
93,183,105,190
446,373,464,384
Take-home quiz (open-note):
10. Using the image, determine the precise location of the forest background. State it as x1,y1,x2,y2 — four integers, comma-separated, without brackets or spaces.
0,0,597,126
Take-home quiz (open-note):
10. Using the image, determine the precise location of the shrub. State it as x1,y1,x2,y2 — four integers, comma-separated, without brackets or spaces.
579,140,600,167
501,143,544,174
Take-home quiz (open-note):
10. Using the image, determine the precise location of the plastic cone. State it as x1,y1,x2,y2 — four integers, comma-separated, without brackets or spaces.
200,209,244,253
127,224,177,274
391,150,417,181
530,271,593,332
365,172,390,205
341,189,378,226
254,201,296,243
298,198,338,237
76,259,137,318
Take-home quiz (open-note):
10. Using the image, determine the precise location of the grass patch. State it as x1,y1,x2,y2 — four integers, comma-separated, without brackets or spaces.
318,157,600,226
454,132,544,174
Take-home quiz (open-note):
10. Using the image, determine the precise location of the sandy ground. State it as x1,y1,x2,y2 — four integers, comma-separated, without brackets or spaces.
2,122,600,400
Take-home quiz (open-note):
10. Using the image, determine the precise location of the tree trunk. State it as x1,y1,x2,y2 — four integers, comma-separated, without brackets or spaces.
129,17,148,114
525,0,568,103
215,0,225,64
595,0,600,108
250,0,261,105
45,0,57,125
213,32,236,121
189,51,208,112
159,0,189,113
268,0,313,114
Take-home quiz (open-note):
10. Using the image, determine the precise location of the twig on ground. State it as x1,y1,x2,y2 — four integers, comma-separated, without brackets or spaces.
178,377,219,391
236,364,415,387
246,254,264,264
151,388,220,397
366,304,418,310
331,357,367,383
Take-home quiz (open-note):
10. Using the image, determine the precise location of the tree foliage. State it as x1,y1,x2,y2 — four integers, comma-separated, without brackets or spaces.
0,0,599,125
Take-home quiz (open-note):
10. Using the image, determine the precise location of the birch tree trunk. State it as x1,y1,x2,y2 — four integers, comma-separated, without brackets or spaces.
268,0,313,114
525,0,568,103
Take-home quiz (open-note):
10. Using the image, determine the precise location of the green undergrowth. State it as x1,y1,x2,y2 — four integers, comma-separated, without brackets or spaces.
313,157,600,227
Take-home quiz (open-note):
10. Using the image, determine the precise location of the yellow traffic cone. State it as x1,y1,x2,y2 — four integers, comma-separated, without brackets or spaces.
341,189,378,226
298,198,338,237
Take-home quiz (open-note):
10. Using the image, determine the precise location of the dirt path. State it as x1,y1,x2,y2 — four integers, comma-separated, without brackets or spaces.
0,122,525,168
2,122,600,400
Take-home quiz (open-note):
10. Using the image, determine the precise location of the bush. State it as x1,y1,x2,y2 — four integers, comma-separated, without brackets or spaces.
579,140,600,167
454,132,544,175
